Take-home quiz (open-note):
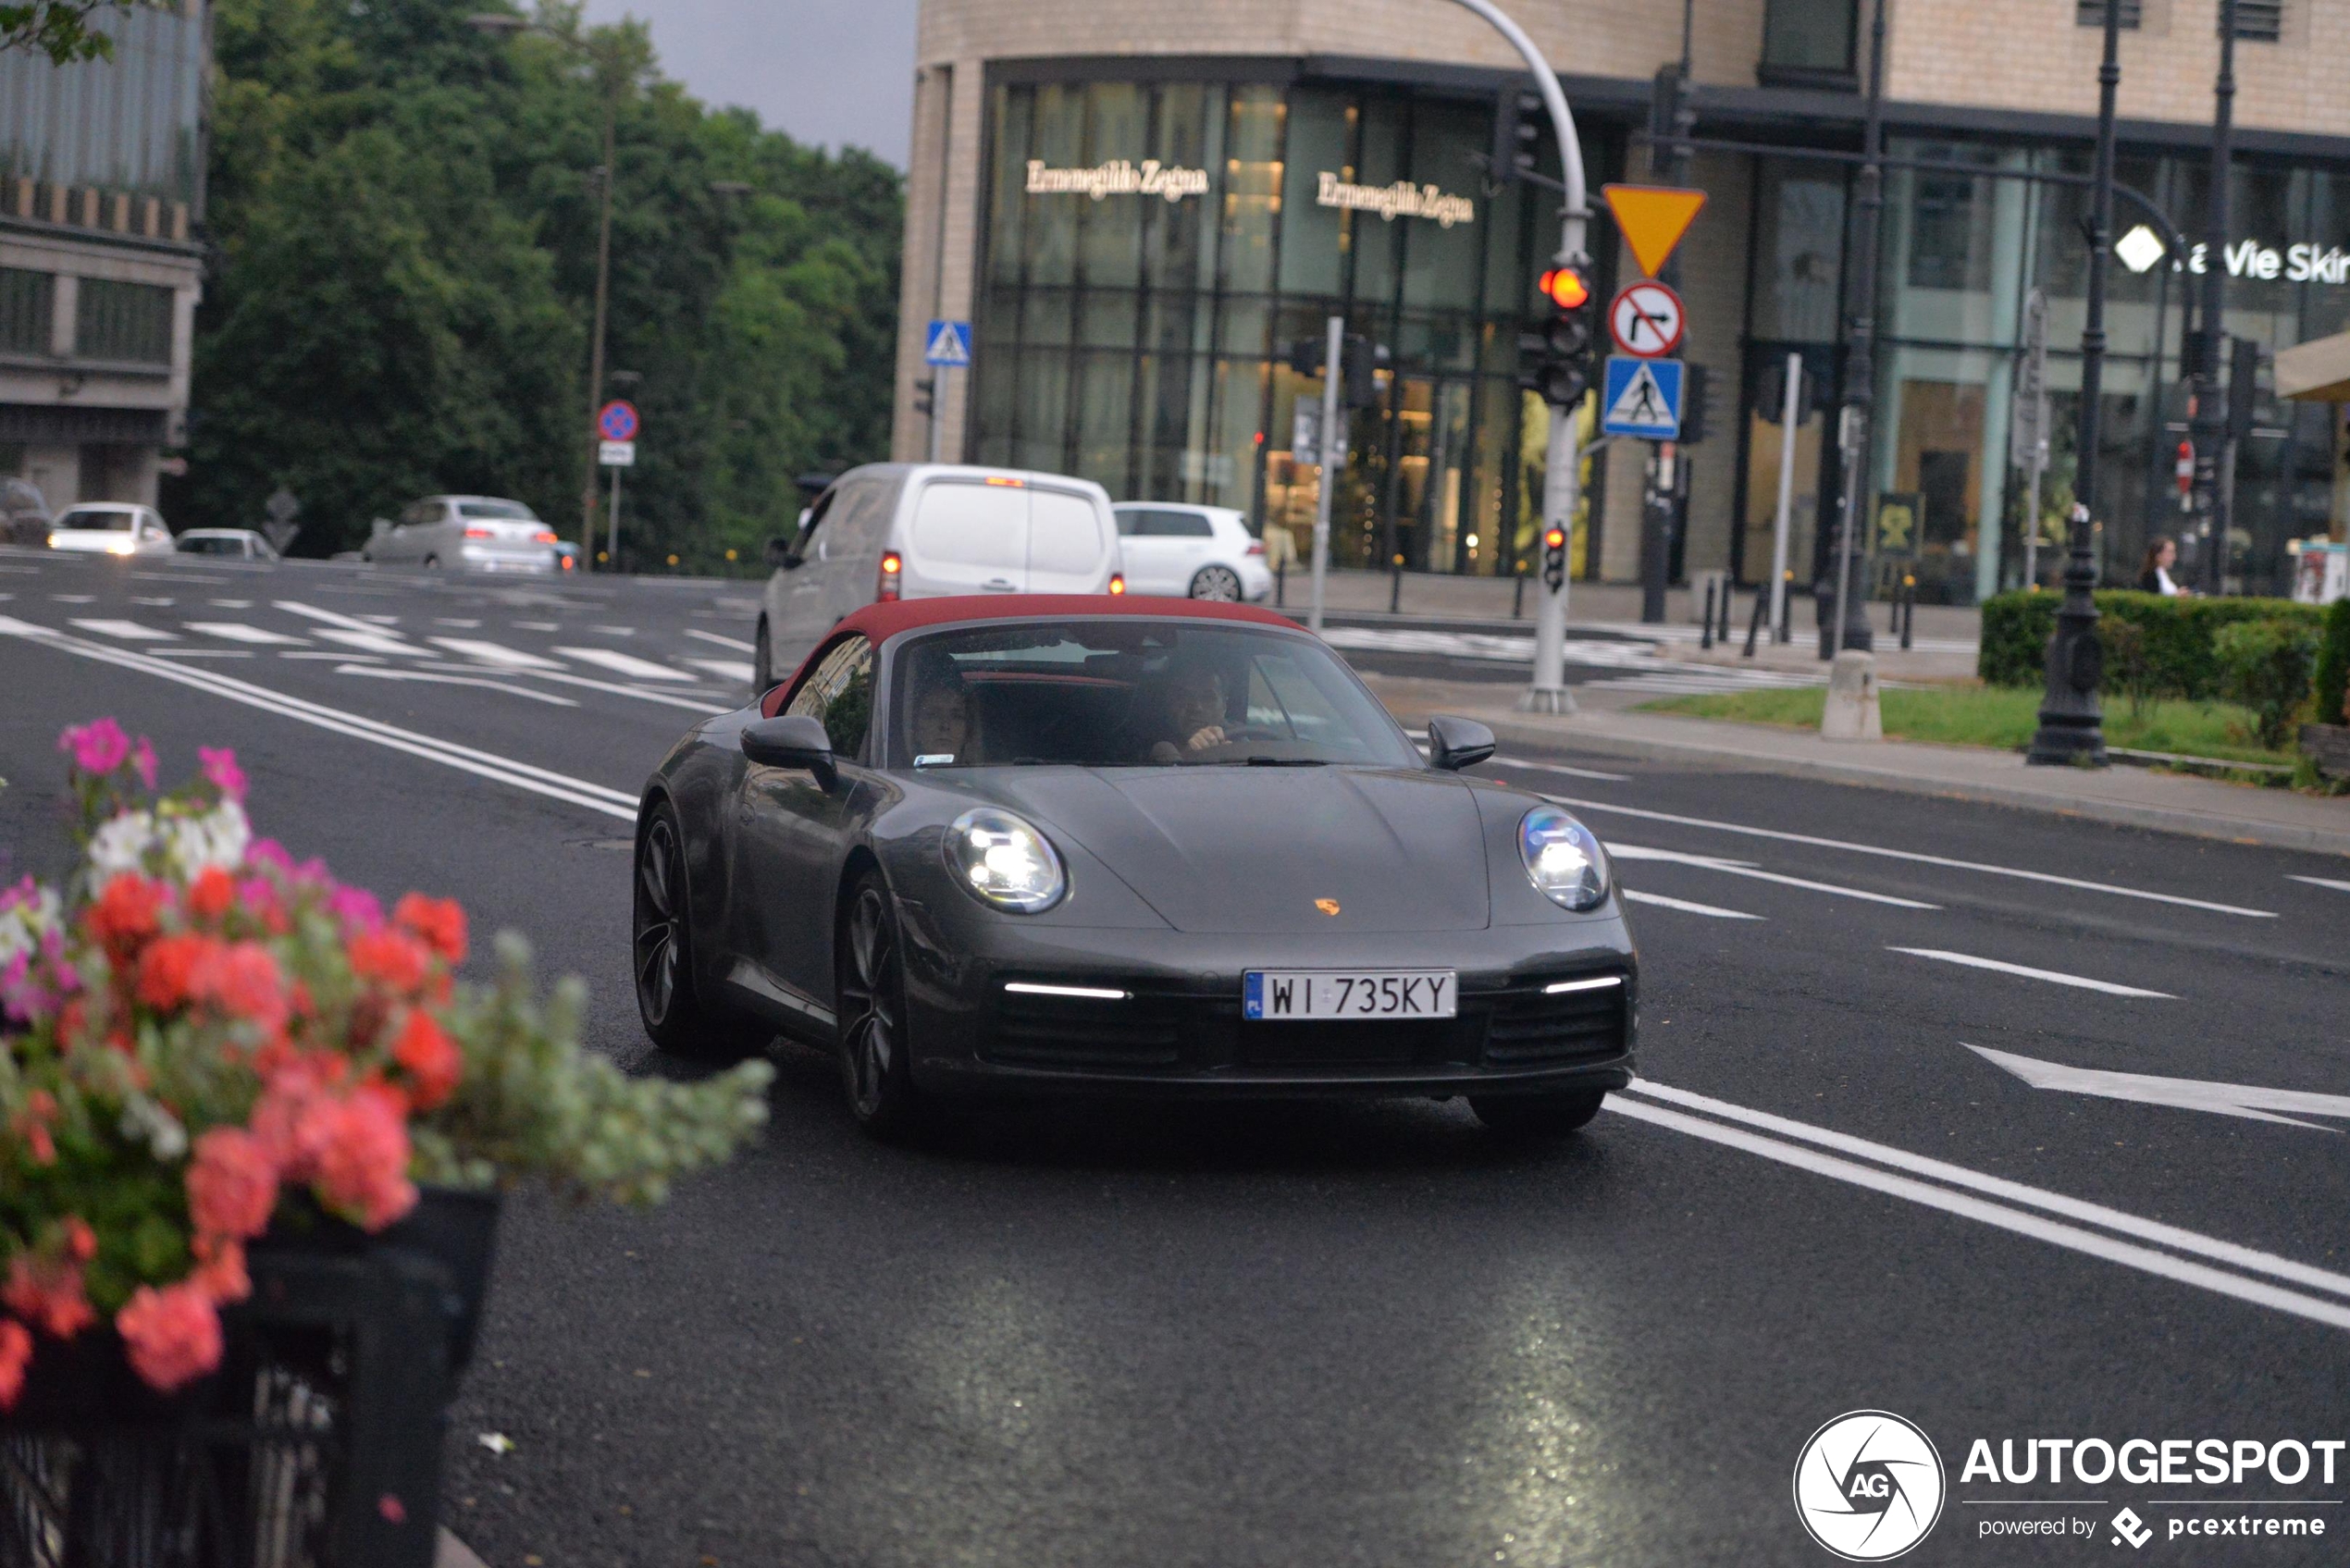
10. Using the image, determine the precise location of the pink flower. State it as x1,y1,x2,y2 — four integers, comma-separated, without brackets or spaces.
0,1319,30,1410
327,885,384,937
116,1282,223,1392
198,746,246,802
130,736,157,790
57,718,130,776
305,1086,416,1231
186,1128,278,1241
3,1253,93,1340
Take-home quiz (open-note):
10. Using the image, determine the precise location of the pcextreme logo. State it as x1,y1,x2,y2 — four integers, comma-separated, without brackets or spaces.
1794,1410,1948,1562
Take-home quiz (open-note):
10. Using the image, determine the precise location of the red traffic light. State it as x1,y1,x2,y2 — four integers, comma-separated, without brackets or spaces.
1539,267,1591,310
1543,527,1566,550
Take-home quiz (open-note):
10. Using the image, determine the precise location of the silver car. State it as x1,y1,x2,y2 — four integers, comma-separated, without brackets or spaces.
177,528,280,562
365,495,558,574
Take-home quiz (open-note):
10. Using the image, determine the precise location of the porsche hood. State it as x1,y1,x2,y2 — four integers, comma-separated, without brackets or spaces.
972,767,1491,933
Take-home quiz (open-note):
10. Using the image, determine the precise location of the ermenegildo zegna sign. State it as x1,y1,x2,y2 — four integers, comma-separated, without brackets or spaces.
1023,159,1209,201
1315,172,1477,228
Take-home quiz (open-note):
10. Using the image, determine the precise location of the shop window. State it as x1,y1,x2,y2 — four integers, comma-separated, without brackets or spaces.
73,278,171,365
0,268,53,356
2073,0,2141,26
1218,87,1284,294
1906,169,1994,293
1749,165,1845,343
1279,91,1354,300
1760,0,1857,82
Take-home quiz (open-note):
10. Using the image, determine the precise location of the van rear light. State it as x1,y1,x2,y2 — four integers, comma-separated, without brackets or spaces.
877,550,903,602
464,526,493,539
983,475,1026,488
1107,574,1126,596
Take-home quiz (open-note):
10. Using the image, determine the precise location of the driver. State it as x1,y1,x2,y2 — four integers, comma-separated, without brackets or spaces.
1148,663,1230,763
909,663,981,763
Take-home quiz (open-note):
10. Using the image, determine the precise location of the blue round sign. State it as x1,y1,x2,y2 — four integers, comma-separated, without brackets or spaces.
597,400,639,442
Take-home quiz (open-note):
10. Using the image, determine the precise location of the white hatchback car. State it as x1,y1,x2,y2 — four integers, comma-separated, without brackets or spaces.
48,503,174,557
1110,502,1272,601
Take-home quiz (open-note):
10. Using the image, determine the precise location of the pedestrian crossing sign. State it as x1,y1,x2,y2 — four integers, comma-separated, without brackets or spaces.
1602,356,1684,439
924,319,972,367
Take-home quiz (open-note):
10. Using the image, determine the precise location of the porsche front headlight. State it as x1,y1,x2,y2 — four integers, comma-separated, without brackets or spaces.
1518,805,1609,911
946,808,1067,913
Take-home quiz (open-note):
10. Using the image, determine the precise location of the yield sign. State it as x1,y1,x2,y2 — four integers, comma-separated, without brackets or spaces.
1609,281,1685,358
1602,183,1708,278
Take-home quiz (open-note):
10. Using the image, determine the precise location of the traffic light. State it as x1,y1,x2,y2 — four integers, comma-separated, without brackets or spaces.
1541,525,1568,589
1519,265,1597,408
1490,89,1543,185
912,377,936,417
1679,364,1712,445
1288,334,1389,408
2227,335,2263,442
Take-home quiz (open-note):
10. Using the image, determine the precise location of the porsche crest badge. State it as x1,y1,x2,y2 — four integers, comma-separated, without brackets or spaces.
1314,898,1341,917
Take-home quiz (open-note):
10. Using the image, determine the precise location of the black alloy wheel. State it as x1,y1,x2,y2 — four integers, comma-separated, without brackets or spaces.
1467,1090,1607,1138
835,872,921,1137
1190,564,1243,601
634,804,766,1060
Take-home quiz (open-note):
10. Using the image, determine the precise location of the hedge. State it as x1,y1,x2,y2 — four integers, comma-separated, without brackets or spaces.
1978,589,2329,699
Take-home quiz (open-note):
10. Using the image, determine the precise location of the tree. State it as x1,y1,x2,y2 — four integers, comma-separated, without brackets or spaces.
0,0,155,64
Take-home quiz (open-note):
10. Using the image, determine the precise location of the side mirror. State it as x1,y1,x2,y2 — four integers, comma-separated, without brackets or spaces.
741,713,836,788
1426,715,1495,772
764,536,798,570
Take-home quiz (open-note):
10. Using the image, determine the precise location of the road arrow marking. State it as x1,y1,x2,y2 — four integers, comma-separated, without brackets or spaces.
1889,947,2171,997
1966,1044,2350,1131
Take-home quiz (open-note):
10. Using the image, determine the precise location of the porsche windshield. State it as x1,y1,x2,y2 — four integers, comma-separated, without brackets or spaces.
890,621,1419,770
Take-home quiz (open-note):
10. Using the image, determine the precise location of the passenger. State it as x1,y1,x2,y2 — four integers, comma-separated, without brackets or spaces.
909,667,980,763
1148,663,1230,763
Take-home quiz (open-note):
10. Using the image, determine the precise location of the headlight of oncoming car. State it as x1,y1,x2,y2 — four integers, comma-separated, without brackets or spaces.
946,808,1068,913
1518,805,1610,911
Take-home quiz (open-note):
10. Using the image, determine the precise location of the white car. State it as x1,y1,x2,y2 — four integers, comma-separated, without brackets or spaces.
365,495,559,574
177,528,280,562
1110,502,1272,601
47,503,174,557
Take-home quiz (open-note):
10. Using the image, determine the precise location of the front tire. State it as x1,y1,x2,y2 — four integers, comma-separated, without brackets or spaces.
835,871,922,1138
1469,1090,1606,1139
634,804,768,1061
1190,564,1243,601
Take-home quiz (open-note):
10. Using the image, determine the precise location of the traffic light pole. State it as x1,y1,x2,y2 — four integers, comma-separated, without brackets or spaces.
1430,0,1592,714
1308,314,1343,634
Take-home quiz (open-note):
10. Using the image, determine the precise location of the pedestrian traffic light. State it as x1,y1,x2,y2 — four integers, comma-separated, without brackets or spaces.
2226,335,2263,442
1541,525,1568,589
1679,364,1712,445
1520,266,1597,408
912,377,936,417
1490,89,1543,186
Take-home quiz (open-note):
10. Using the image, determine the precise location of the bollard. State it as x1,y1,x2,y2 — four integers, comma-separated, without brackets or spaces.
1701,581,1717,649
1512,568,1527,620
1820,650,1884,741
1718,580,1735,643
1276,560,1286,608
1390,552,1405,614
1743,584,1766,658
1777,569,1795,644
1899,575,1916,650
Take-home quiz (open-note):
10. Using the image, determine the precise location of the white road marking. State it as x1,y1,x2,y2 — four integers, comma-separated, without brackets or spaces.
431,636,564,671
130,595,174,606
0,617,637,820
68,618,177,640
686,628,756,652
1546,794,2274,919
1489,757,1633,784
149,648,254,660
1887,947,2171,998
50,594,93,603
281,650,382,662
1622,888,1762,920
335,664,578,707
277,599,393,633
1621,1079,2350,1302
685,658,756,684
209,599,253,609
315,627,420,658
516,620,560,632
2289,875,2350,895
1610,1090,2350,1332
1967,1044,2350,1131
436,618,483,628
185,622,307,645
588,624,637,636
556,646,694,682
1611,842,1939,908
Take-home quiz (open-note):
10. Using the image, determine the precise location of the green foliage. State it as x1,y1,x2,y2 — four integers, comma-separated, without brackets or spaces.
1978,589,2327,700
2312,597,2350,729
172,0,901,570
2211,619,2319,750
0,0,151,63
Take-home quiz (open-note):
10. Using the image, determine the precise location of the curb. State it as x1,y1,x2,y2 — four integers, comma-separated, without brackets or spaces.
1468,712,2350,860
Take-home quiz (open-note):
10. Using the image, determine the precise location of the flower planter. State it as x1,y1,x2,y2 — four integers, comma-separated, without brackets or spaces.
2301,722,2350,780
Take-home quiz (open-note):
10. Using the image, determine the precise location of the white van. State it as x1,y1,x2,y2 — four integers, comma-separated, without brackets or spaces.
755,463,1125,686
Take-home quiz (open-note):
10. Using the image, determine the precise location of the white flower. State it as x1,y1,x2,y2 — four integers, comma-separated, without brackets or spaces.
163,799,250,881
87,809,157,879
0,883,62,967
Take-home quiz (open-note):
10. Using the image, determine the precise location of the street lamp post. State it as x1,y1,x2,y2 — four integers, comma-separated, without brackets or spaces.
2024,0,2123,766
1827,0,1886,661
2191,0,2238,595
467,12,623,569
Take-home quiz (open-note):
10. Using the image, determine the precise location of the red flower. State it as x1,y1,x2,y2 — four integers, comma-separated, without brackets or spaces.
305,1086,416,1232
390,1010,462,1111
12,1091,58,1167
347,929,431,995
188,1235,251,1305
86,873,165,955
187,866,236,921
392,894,467,964
116,1282,223,1392
3,1254,93,1340
60,1218,94,1264
186,1128,278,1241
0,1319,30,1410
193,942,288,1035
136,932,219,1011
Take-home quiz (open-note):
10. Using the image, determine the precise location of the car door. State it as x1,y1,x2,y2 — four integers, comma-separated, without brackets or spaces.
379,501,428,563
772,480,866,667
903,478,1028,596
1158,509,1218,591
729,635,877,1020
1025,488,1112,594
1115,510,1171,594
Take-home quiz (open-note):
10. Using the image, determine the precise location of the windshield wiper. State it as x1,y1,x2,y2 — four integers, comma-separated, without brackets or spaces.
1240,756,1328,767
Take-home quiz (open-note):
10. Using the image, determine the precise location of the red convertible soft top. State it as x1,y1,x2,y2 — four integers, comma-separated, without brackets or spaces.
763,594,1304,715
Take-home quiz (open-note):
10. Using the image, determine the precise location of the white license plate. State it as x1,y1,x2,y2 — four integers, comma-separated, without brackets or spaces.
1243,970,1456,1021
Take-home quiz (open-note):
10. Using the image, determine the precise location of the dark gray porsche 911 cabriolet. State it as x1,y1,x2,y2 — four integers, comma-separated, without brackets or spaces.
632,594,1638,1139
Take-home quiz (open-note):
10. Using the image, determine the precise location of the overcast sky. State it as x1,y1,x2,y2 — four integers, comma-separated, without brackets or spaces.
583,0,921,167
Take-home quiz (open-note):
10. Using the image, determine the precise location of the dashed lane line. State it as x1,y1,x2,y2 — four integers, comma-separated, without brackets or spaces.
335,665,579,707
557,646,696,682
1887,947,2173,998
1621,889,1762,920
685,628,756,652
68,618,176,640
430,636,565,671
2290,875,2350,895
1610,843,1939,909
685,658,756,685
185,622,308,646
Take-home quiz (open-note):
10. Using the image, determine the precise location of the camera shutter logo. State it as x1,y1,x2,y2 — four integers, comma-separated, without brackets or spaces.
1792,1411,1946,1561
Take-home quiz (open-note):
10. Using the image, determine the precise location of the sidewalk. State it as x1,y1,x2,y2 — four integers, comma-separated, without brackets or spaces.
1362,673,2350,859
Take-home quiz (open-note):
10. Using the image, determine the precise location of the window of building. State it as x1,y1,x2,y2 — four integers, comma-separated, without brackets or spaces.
2073,0,2142,26
2228,0,2283,40
1761,0,1858,82
74,278,173,364
0,268,53,356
